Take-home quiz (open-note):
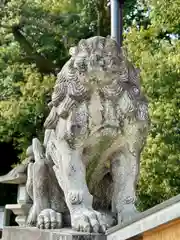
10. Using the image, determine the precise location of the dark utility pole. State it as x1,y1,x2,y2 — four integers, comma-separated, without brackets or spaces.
110,0,124,46
119,0,124,47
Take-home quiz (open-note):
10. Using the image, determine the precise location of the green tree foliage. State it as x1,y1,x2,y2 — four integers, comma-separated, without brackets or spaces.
150,0,180,35
125,0,180,210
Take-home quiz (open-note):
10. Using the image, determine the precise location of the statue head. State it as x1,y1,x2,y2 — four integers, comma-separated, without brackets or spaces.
44,36,146,130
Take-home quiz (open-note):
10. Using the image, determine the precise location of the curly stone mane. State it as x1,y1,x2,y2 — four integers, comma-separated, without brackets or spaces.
44,36,147,130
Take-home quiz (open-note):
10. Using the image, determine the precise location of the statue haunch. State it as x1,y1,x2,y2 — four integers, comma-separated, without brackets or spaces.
25,36,149,232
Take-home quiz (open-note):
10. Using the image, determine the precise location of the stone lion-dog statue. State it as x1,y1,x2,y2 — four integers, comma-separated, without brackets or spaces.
1,36,150,233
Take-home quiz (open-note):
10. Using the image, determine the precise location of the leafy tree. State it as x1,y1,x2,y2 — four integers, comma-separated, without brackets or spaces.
125,0,180,210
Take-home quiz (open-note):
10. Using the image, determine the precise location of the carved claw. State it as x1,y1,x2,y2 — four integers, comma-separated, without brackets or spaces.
71,208,110,233
37,209,62,229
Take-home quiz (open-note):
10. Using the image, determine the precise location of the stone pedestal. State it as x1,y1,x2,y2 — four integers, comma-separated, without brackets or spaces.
2,227,106,240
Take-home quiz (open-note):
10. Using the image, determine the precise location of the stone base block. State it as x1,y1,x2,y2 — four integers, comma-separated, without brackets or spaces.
2,227,106,240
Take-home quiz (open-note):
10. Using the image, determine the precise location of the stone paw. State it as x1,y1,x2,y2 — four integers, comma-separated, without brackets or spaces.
118,204,139,224
37,209,62,229
71,208,108,233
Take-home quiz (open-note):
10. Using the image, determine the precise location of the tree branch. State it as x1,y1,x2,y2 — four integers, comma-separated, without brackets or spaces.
11,25,57,74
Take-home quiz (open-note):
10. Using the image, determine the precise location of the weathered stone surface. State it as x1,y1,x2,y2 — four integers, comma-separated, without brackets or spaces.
2,227,106,240
0,36,149,233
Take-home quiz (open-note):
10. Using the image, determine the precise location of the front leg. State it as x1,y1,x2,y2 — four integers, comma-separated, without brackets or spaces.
111,149,139,224
49,139,108,233
111,118,148,224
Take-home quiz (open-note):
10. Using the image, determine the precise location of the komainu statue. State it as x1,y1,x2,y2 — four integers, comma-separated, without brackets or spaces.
1,36,150,233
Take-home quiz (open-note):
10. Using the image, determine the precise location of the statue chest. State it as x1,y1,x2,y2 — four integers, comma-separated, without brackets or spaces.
67,92,121,145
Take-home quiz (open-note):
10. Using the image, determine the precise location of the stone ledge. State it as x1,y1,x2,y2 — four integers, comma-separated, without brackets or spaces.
107,194,180,240
2,227,106,240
